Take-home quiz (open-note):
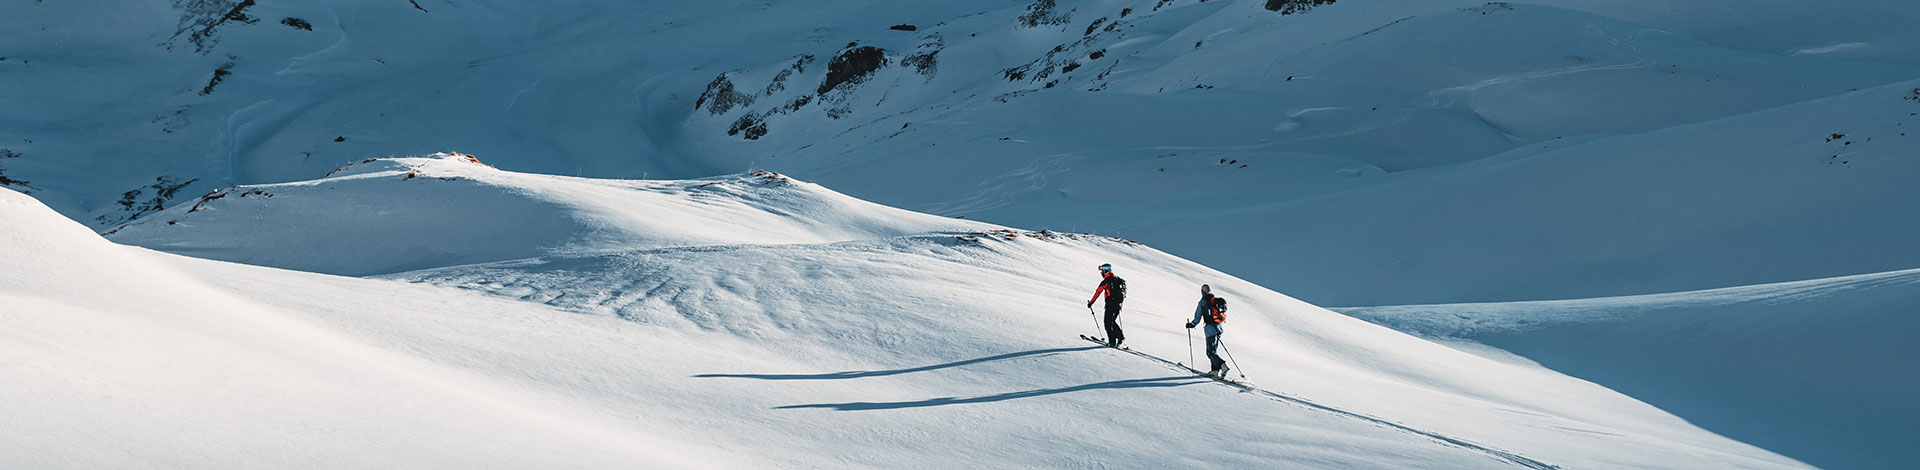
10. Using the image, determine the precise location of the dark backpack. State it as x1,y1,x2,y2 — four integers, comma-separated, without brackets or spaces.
1207,296,1227,324
1107,276,1127,303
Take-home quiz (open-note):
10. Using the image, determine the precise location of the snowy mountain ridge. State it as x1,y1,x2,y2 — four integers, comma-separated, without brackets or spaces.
104,153,991,275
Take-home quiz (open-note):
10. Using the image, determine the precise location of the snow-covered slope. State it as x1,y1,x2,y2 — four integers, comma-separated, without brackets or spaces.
1118,78,1920,306
17,168,1804,468
1343,269,1920,470
0,187,726,468
8,0,1920,307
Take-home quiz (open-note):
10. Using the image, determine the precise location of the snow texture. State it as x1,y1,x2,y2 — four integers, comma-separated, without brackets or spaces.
1344,269,1920,470
6,168,1804,468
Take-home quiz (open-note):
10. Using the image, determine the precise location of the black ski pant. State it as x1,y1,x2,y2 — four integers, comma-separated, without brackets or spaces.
1103,303,1125,345
1205,332,1225,371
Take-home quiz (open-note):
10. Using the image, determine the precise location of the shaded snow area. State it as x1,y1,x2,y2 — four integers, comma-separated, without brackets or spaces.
7,0,1920,307
1343,270,1920,470
8,166,1802,469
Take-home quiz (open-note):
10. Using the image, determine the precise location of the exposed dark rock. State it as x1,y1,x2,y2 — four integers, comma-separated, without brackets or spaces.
280,17,312,30
103,176,200,224
1089,49,1106,60
727,114,768,140
817,46,888,95
782,95,813,112
167,0,259,53
761,56,813,96
890,24,917,31
0,148,31,192
764,69,793,95
199,57,236,95
407,0,429,13
1265,0,1336,14
1017,0,1071,28
695,73,756,114
188,187,272,213
334,136,346,142
1085,18,1106,35
904,50,938,76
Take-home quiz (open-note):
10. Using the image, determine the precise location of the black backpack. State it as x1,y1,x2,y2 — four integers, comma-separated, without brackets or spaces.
1108,276,1127,303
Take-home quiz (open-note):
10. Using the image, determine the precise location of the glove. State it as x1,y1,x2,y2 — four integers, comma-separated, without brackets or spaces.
1087,300,1094,308
1185,322,1195,329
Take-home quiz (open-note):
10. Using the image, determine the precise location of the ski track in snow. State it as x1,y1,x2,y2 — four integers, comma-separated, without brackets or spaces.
1079,337,1561,470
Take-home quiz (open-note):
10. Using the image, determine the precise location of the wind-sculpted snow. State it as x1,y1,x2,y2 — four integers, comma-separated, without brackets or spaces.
106,153,989,275
9,166,1809,468
387,217,1804,469
6,1,1920,464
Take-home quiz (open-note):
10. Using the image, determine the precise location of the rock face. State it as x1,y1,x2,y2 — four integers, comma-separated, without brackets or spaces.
816,46,888,95
1265,0,1337,14
1017,0,1071,28
696,73,756,115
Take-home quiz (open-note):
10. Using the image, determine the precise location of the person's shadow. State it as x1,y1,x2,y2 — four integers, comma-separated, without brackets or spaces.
774,376,1202,411
696,345,1204,411
693,346,1102,380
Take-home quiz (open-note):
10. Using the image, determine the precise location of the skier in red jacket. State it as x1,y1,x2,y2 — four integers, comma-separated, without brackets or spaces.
1087,263,1128,347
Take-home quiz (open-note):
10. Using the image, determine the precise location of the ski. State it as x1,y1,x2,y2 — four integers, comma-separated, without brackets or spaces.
1080,334,1129,350
1078,334,1116,346
1177,362,1252,389
1079,336,1250,389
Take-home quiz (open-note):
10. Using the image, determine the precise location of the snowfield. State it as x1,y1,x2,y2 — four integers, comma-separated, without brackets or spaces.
6,0,1919,468
7,162,1805,468
1344,268,1920,470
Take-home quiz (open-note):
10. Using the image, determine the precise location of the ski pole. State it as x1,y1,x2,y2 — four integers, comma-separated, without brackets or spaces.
1186,325,1196,369
1088,305,1101,334
1220,337,1247,380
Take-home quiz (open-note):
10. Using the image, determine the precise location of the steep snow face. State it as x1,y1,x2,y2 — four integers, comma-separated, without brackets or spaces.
105,153,990,275
1343,268,1920,470
11,185,1805,469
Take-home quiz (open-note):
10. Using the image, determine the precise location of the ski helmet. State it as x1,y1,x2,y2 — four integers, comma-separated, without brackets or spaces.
1098,263,1112,273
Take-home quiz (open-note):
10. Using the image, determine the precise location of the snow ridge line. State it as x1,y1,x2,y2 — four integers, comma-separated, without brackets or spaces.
1081,337,1558,470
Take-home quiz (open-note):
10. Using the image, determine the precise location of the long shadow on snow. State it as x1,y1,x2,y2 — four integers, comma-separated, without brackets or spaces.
774,376,1204,411
694,346,1102,380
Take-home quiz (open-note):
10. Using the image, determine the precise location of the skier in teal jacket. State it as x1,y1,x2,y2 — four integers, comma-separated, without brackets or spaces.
1186,284,1228,376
